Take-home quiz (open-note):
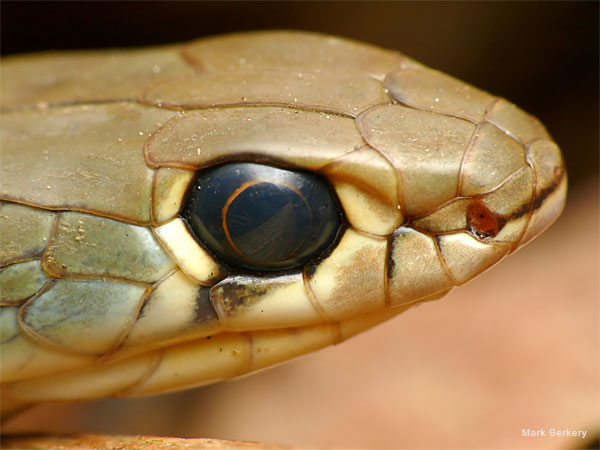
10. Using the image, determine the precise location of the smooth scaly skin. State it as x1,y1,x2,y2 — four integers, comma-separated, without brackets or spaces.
0,31,567,417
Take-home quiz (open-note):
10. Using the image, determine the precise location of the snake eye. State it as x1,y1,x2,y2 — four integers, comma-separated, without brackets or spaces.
182,162,343,272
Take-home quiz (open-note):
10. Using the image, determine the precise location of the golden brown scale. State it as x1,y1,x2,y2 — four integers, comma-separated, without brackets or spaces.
0,31,566,417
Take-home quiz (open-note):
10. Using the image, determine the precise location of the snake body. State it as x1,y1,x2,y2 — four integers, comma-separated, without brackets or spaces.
0,31,567,417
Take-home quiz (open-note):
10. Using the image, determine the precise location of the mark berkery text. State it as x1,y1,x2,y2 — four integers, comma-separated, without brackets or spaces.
521,428,587,439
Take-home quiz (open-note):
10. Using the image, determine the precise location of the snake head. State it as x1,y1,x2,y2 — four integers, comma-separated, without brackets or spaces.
0,31,566,411
145,31,566,328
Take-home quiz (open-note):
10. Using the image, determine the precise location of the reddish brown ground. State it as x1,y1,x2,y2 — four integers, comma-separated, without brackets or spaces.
1,433,290,449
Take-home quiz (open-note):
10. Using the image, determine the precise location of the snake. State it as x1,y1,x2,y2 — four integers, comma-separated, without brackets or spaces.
0,30,567,418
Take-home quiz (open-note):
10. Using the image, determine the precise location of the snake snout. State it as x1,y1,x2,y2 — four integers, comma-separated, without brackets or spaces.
518,139,568,248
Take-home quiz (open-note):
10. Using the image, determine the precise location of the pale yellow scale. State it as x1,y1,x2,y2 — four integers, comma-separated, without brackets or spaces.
0,31,566,417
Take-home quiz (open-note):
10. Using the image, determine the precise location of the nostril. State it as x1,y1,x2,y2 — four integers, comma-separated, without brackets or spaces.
466,200,500,239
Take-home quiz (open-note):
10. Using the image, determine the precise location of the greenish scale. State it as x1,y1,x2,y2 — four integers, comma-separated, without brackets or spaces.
0,260,50,304
45,212,175,283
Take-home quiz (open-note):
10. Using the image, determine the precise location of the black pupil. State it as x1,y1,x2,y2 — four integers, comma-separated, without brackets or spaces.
225,182,310,262
182,162,342,271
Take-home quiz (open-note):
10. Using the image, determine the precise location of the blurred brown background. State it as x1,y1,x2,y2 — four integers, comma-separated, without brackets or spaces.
2,2,598,449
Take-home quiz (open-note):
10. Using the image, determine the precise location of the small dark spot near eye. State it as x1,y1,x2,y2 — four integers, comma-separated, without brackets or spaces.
304,261,318,278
